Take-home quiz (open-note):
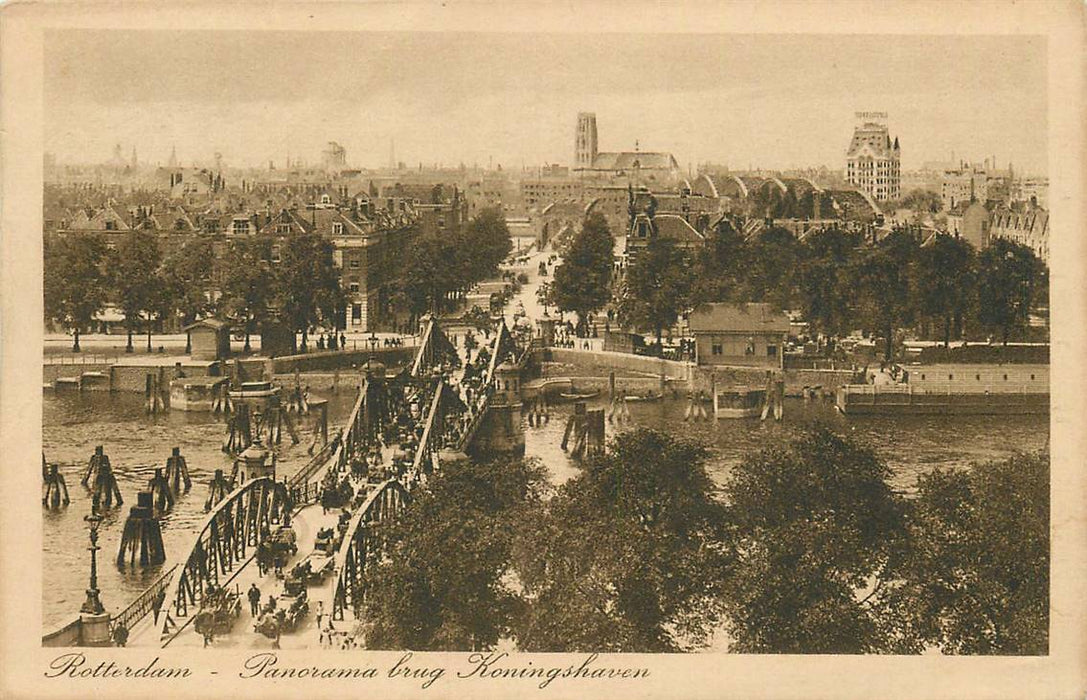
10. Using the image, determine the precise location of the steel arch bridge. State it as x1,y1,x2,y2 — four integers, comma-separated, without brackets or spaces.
330,479,411,621
157,476,292,645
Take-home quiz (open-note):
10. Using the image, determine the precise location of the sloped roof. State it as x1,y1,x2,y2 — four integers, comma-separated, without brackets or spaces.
688,302,790,333
183,318,230,332
651,214,704,245
590,151,679,171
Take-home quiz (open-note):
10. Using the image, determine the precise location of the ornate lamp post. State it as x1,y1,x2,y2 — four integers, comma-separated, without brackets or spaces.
77,507,112,645
81,510,105,615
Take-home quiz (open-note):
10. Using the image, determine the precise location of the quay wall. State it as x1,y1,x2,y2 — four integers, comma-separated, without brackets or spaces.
44,362,218,392
533,347,854,397
270,347,414,375
43,363,111,384
534,347,691,380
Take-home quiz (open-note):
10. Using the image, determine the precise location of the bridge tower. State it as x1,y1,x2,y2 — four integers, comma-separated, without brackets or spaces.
472,360,525,457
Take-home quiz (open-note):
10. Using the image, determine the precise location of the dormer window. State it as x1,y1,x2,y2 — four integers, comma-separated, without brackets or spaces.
276,223,291,235
321,194,331,205
333,222,344,235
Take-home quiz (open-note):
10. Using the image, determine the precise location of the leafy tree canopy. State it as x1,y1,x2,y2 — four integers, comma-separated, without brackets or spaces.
513,429,730,652
551,212,614,333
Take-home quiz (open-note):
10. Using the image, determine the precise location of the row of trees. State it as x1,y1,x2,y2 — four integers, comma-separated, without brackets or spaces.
44,230,342,353
392,208,512,322
548,213,1048,358
358,427,1048,654
44,207,514,353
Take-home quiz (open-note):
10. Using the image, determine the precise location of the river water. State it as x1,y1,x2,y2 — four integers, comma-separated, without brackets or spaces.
41,390,358,632
42,391,1048,632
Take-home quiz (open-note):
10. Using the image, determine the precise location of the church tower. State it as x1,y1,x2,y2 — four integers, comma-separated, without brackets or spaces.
575,112,598,169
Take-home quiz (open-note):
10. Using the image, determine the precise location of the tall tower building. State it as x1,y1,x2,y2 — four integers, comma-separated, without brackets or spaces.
575,112,598,169
845,112,900,201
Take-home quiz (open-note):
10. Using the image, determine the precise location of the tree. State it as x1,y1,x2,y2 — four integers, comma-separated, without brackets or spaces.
797,227,860,343
975,238,1047,345
513,429,730,652
395,230,463,319
722,427,909,653
616,235,693,349
276,232,342,352
218,237,274,352
162,237,217,352
43,234,111,352
462,207,512,283
895,452,1048,654
848,230,919,361
898,189,942,214
911,234,976,346
113,231,165,353
551,212,614,335
691,218,747,303
736,227,801,310
360,458,548,651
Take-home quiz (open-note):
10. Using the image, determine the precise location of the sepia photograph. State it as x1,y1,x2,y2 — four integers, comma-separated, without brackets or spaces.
3,2,1086,699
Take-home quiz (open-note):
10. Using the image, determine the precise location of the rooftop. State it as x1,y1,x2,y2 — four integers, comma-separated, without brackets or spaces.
688,302,790,333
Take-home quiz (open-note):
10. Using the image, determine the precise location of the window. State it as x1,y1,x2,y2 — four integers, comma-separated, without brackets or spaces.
333,250,343,267
948,374,954,381
921,374,925,380
321,194,331,204
276,223,291,235
767,345,778,357
1003,374,1008,381
271,246,281,263
350,259,360,269
712,343,722,356
332,222,344,235
105,220,117,231
349,282,360,293
351,304,362,322
233,220,250,235
1030,374,1035,380
976,374,981,381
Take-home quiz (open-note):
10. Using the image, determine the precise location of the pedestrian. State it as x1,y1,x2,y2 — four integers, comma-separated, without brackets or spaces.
112,623,128,647
248,583,261,617
315,600,325,629
340,332,346,349
324,616,336,648
152,588,166,625
203,629,213,648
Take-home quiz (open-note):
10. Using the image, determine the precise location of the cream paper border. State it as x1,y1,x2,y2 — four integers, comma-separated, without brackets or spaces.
2,2,1084,698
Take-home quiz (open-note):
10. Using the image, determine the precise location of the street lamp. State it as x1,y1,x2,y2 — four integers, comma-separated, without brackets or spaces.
80,509,105,615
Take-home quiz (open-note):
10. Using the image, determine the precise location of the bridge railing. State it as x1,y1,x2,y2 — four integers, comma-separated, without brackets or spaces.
158,477,291,647
412,380,447,473
109,563,178,635
286,379,368,500
330,479,410,622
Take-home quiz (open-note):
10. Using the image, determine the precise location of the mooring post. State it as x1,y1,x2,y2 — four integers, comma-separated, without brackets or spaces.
117,491,166,568
165,446,192,494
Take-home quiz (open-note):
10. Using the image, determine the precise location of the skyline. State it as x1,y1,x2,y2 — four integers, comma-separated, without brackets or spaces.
46,30,1048,175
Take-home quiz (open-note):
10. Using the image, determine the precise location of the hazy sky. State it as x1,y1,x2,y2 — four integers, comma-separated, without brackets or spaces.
45,30,1047,174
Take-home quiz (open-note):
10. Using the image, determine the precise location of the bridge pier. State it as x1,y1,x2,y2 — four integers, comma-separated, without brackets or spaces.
469,360,525,457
